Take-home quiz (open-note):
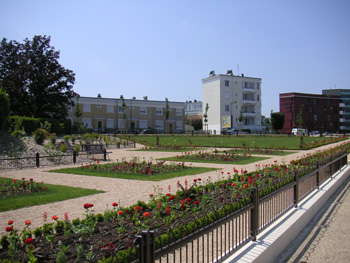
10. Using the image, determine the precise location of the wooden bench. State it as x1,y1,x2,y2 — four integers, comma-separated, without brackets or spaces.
82,144,111,160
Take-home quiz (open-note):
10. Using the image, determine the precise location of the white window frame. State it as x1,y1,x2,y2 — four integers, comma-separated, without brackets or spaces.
156,108,163,115
139,120,147,129
225,80,229,87
155,120,163,130
140,107,147,114
176,121,183,130
107,105,114,113
107,119,114,129
83,104,91,112
82,118,92,128
225,92,230,99
176,109,182,116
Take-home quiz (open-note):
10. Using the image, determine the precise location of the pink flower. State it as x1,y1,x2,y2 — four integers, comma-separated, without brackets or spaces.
64,212,69,221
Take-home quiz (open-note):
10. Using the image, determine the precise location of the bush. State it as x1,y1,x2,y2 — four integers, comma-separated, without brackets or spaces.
34,128,48,145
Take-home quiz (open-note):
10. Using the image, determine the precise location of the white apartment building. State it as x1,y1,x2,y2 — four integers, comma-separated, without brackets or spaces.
202,70,263,133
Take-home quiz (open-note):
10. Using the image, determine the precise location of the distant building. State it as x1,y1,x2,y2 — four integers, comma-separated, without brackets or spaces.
279,92,340,134
67,95,185,133
202,70,263,133
185,100,202,121
322,89,350,133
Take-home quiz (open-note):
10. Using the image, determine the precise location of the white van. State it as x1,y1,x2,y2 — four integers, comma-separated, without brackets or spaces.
292,128,308,136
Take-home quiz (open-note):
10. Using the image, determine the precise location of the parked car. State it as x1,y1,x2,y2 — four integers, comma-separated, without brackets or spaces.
310,130,320,136
226,129,238,135
292,128,308,136
140,129,157,134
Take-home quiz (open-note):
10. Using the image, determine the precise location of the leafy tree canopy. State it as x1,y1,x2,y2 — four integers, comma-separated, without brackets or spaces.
0,88,10,131
0,35,77,121
270,112,285,131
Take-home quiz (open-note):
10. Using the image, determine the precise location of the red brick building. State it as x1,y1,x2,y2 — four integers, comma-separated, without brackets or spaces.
279,92,340,134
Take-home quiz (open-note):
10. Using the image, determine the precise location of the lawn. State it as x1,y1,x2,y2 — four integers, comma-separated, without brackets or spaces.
0,177,104,212
124,134,346,150
50,166,219,181
159,155,269,165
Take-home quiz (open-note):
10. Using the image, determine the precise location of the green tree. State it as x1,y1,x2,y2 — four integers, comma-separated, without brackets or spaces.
164,98,170,134
0,35,76,121
203,103,209,134
120,96,127,134
296,107,303,128
73,96,82,123
238,106,244,133
191,118,203,131
0,88,10,131
261,115,271,131
271,112,285,132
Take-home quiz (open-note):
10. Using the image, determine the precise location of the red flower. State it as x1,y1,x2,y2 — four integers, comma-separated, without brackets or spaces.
52,215,58,221
157,201,162,210
143,212,150,217
84,203,94,209
25,238,34,245
6,227,13,232
149,194,154,197
117,211,124,216
243,184,248,188
165,206,171,214
134,206,142,211
232,183,236,187
169,195,175,200
8,220,13,225
194,179,197,182
185,198,191,203
194,201,200,205
64,212,69,221
112,203,118,207
43,212,48,222
197,178,201,181
12,179,17,183
180,199,185,210
25,220,31,226
22,178,25,180
29,178,33,181
166,193,170,196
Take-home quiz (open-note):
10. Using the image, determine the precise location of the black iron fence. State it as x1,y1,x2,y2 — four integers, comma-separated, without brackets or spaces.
77,150,347,263
0,140,137,170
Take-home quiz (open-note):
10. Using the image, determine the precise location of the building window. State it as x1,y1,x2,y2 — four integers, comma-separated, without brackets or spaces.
107,119,114,128
97,104,102,108
118,106,124,113
140,107,147,114
139,120,147,129
68,106,72,111
83,104,91,112
257,83,260,90
314,98,318,105
82,118,91,128
156,108,162,115
225,92,230,99
118,119,126,129
225,105,230,112
327,99,331,106
176,121,183,130
310,106,313,113
107,105,114,113
314,114,318,121
225,80,229,87
328,115,331,121
155,120,163,130
244,119,250,125
257,95,260,101
176,109,182,116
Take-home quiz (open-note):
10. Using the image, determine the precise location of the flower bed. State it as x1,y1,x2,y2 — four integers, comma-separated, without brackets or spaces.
0,143,348,262
0,178,48,198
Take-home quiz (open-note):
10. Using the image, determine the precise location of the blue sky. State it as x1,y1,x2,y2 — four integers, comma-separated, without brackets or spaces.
1,0,349,117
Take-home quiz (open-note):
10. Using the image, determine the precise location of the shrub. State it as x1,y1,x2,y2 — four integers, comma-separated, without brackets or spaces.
34,128,48,145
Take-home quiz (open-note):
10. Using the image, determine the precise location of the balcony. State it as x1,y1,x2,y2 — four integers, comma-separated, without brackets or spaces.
340,118,345,122
243,112,257,117
339,103,345,108
242,99,256,105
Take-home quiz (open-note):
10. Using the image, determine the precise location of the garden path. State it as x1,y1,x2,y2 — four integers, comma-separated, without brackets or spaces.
0,139,349,235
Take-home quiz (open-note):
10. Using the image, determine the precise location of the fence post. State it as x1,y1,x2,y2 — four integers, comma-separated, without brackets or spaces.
73,150,77,164
250,188,259,241
330,157,333,178
300,136,304,149
36,153,40,167
140,230,155,263
103,149,107,161
156,136,159,146
294,170,299,207
134,141,136,148
316,161,320,189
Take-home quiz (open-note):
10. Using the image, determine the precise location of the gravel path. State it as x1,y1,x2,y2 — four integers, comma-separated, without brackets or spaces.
1,140,348,236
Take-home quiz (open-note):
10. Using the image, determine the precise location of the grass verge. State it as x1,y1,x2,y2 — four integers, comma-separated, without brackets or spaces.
0,177,104,212
158,156,269,165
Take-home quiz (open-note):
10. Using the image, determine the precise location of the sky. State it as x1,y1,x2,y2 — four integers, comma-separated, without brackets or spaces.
1,0,349,117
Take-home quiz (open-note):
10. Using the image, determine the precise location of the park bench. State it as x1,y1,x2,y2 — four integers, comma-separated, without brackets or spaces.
82,143,111,161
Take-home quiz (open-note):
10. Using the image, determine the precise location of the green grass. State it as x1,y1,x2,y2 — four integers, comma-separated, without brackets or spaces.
50,167,219,181
133,147,203,152
125,135,346,150
0,177,104,212
227,150,298,156
158,156,269,165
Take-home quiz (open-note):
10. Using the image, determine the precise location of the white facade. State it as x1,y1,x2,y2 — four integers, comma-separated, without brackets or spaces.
202,70,263,133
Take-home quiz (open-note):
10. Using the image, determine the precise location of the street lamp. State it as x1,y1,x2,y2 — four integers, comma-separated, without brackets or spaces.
130,96,136,132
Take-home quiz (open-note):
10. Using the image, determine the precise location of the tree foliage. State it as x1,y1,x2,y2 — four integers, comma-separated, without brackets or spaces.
164,98,170,134
0,35,76,121
191,118,203,131
270,112,285,132
0,88,10,131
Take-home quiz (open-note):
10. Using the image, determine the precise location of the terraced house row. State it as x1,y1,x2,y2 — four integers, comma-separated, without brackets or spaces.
67,95,186,133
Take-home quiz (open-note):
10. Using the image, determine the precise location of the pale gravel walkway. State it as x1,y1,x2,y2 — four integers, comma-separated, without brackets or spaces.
1,140,348,236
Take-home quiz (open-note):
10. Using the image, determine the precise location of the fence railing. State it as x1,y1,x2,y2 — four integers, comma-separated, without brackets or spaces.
0,141,137,170
80,150,347,263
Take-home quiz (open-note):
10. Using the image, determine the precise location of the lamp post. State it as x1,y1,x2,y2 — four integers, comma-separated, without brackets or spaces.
130,96,136,133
